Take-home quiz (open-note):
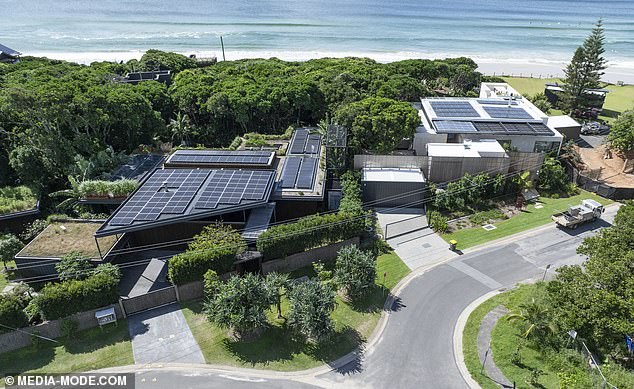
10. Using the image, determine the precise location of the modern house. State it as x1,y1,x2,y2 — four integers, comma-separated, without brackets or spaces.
0,43,21,63
119,70,171,86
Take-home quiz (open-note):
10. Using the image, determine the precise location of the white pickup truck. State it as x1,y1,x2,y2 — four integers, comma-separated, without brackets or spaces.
551,199,604,229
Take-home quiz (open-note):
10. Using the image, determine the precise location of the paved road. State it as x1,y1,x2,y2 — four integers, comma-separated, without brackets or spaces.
120,205,618,388
318,205,619,389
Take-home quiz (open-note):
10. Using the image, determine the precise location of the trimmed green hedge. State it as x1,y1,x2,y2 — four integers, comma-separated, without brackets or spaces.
339,171,363,214
256,211,368,260
168,249,235,285
0,295,29,333
33,270,120,321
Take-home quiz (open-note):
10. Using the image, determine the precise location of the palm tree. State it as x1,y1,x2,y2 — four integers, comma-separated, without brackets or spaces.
507,298,557,342
169,112,193,146
265,272,289,319
514,171,533,209
49,176,82,211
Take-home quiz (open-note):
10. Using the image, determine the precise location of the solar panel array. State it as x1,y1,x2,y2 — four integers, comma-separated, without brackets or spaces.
167,150,273,167
430,101,479,118
108,168,274,227
483,106,533,119
288,129,322,155
280,156,318,190
472,121,555,136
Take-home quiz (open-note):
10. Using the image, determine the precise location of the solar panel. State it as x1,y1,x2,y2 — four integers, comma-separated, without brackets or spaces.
289,129,309,154
529,123,555,135
473,122,506,133
280,157,301,188
296,158,318,189
501,122,533,133
305,134,321,155
168,150,273,166
483,106,533,119
430,101,479,118
434,120,477,133
195,170,274,210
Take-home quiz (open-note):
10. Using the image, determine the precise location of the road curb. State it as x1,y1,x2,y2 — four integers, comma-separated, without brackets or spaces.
452,290,503,389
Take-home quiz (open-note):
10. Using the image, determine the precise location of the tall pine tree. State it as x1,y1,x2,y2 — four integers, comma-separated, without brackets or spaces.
562,19,607,113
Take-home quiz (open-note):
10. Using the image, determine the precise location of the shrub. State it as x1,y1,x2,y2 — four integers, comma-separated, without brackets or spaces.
60,318,79,339
0,234,23,267
20,219,49,242
0,185,37,215
168,223,246,285
334,245,376,300
55,251,93,281
203,269,220,299
537,157,569,193
204,273,273,336
339,171,363,214
256,211,368,260
468,209,506,226
0,295,29,332
287,279,335,342
428,211,449,233
33,265,121,320
78,179,138,198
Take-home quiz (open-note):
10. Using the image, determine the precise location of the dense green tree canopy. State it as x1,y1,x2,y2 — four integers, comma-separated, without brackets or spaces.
607,110,634,154
334,97,420,153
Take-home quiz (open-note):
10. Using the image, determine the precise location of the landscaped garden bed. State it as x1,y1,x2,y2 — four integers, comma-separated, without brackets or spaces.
0,186,38,216
17,221,117,259
180,251,410,371
442,190,613,250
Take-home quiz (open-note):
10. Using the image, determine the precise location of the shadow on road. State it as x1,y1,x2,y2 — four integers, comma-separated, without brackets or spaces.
556,218,612,236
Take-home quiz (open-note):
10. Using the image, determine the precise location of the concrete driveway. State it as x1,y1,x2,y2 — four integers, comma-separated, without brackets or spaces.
128,303,205,364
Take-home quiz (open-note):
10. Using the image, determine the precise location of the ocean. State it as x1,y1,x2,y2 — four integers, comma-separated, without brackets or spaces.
3,0,634,80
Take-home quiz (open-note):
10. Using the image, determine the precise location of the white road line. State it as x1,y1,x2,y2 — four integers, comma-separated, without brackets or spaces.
218,374,267,383
449,261,503,290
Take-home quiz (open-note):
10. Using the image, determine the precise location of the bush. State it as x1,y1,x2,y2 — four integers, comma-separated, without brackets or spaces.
468,209,506,226
20,219,48,242
428,211,449,233
287,279,335,342
60,318,79,340
78,179,138,198
0,234,23,267
334,245,376,300
203,269,220,299
339,171,363,214
168,223,246,285
204,273,273,336
55,251,93,281
0,295,29,332
537,157,570,194
256,211,368,260
0,185,37,215
33,265,121,320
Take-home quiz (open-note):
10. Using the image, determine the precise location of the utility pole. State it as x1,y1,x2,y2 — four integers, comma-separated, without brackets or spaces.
220,36,226,61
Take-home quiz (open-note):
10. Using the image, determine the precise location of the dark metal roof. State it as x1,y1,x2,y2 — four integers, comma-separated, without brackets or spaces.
0,43,21,57
96,168,275,237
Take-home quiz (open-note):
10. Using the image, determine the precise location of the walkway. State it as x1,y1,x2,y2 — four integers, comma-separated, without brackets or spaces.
478,305,512,388
128,303,205,364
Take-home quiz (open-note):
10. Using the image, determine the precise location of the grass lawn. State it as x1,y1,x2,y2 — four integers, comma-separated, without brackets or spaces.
18,222,117,259
442,190,613,250
502,76,634,121
464,283,634,389
0,260,17,291
0,321,133,386
181,251,410,371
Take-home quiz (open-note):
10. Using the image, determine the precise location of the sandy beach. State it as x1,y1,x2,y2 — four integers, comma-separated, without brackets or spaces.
26,50,634,85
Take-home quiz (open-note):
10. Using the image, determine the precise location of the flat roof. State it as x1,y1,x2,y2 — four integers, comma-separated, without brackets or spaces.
547,115,581,128
96,168,275,237
362,168,426,183
164,149,275,168
427,140,507,158
288,128,322,155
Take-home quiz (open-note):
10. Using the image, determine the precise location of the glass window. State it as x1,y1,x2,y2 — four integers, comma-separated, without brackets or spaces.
533,141,559,153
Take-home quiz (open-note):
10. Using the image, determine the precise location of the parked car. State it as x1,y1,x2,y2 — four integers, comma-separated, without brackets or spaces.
552,199,604,229
581,121,610,135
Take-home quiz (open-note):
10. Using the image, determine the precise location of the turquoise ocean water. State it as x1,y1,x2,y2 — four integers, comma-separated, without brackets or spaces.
2,0,633,72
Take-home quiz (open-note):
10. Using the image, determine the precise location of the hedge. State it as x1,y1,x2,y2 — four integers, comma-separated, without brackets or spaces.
0,295,29,333
256,211,368,260
339,171,363,214
33,271,120,321
168,249,235,285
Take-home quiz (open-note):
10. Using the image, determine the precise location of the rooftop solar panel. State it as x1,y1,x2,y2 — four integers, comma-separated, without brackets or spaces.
305,134,321,155
483,106,533,119
296,158,318,189
430,101,479,118
280,157,301,188
102,168,275,234
529,123,555,135
289,129,309,154
434,120,478,133
167,150,273,167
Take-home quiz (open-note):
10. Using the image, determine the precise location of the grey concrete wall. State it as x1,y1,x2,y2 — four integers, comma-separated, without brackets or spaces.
0,304,123,354
120,286,177,315
177,281,204,302
261,237,360,274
